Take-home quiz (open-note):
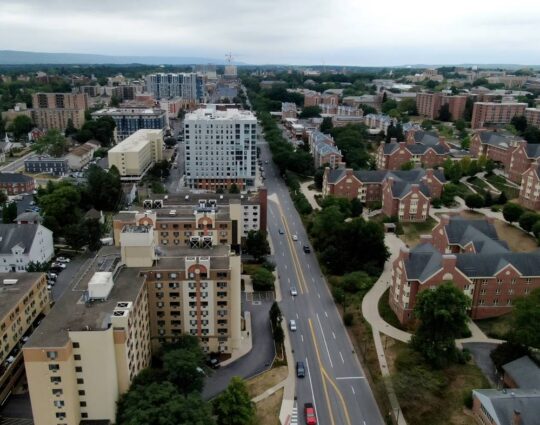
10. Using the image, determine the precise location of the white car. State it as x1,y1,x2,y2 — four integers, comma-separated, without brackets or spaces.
290,287,298,296
51,262,66,269
289,320,297,331
56,257,71,263
292,234,298,241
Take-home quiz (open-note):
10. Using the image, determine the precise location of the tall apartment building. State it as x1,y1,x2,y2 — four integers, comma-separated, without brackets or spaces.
91,107,167,141
112,189,268,251
415,92,467,120
525,108,540,128
144,73,204,101
0,273,51,405
108,129,163,181
471,102,527,129
24,221,241,425
32,93,88,130
184,106,257,190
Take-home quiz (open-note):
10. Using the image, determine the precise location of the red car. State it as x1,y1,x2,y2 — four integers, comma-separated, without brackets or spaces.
304,403,317,425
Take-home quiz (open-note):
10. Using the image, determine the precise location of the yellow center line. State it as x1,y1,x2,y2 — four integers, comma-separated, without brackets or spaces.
308,318,336,425
322,369,353,425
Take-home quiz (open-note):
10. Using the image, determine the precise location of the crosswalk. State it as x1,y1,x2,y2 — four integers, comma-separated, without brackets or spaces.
0,417,34,425
291,405,298,425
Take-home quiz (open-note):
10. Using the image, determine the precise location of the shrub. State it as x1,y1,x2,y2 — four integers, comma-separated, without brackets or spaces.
463,390,473,409
343,312,354,326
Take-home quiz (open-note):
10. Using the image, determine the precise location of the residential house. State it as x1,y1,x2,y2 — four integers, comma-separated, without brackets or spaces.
0,173,35,195
281,102,298,119
0,223,54,272
24,155,69,176
363,114,398,135
65,141,100,171
502,356,540,390
470,131,522,170
508,142,540,183
472,389,540,425
308,131,343,168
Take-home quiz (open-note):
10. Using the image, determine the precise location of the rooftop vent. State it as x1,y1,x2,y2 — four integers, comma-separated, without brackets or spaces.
3,279,18,285
113,310,128,317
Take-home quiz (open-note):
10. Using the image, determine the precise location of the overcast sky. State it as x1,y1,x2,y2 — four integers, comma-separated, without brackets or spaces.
1,0,540,66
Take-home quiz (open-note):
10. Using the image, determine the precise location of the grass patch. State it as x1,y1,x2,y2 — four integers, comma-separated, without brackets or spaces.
254,388,282,425
475,314,513,340
492,219,538,252
399,217,437,247
390,344,490,425
242,263,264,276
486,175,519,200
246,366,288,399
378,288,406,331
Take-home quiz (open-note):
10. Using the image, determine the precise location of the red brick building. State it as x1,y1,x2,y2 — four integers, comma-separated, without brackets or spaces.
323,168,445,221
0,173,35,195
416,93,467,120
470,130,522,170
390,216,540,324
518,163,540,210
508,142,540,183
471,102,527,129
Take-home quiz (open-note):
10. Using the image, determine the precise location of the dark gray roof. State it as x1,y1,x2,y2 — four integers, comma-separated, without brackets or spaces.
382,143,399,155
404,243,443,282
328,168,445,189
525,143,540,159
473,389,540,425
478,132,520,149
0,173,33,184
14,212,42,223
326,168,347,184
456,252,540,277
444,216,509,254
354,169,389,183
0,224,40,254
406,144,429,154
413,131,440,147
390,180,430,199
502,356,540,389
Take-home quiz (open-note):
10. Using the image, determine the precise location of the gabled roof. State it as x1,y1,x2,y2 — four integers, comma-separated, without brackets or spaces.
525,143,540,159
473,389,540,425
444,216,509,254
502,356,540,389
0,173,34,184
404,243,443,282
478,132,520,149
382,143,400,155
456,252,540,277
413,131,440,147
390,180,430,199
326,168,347,184
0,224,41,254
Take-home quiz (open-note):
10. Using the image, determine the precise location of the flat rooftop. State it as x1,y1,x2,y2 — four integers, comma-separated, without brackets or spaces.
0,273,44,321
108,129,162,154
92,107,166,117
185,106,256,122
153,245,232,270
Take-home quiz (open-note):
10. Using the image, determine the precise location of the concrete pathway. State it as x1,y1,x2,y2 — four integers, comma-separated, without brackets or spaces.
477,172,502,195
299,180,320,211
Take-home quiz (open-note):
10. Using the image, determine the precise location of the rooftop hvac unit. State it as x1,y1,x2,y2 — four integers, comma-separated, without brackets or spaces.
116,302,132,309
143,199,153,208
113,310,128,317
153,200,163,209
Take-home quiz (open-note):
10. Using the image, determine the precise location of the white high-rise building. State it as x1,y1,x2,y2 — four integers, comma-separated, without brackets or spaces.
144,73,204,101
184,106,257,190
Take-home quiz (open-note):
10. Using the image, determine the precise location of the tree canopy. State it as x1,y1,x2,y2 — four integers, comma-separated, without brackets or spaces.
7,115,33,140
243,230,270,262
510,287,540,349
32,129,68,157
212,377,256,425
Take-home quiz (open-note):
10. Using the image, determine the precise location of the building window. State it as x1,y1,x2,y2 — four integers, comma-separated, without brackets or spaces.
78,390,85,396
46,351,58,360
75,366,83,373
80,401,87,407
72,342,80,348
77,378,84,384
49,364,60,372
81,413,88,419
74,354,81,361
50,376,61,384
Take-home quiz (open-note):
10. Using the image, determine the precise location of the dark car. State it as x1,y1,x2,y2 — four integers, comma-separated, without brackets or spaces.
206,357,220,369
303,245,311,253
296,361,305,378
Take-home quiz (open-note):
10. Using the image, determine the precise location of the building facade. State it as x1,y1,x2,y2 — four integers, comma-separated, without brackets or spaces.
416,93,467,120
107,129,164,181
91,107,167,142
144,73,204,101
518,163,540,210
65,141,100,171
31,93,88,130
470,131,522,170
471,102,527,129
508,142,540,183
0,223,54,272
184,106,257,190
524,107,540,128
308,131,343,169
0,173,35,195
24,155,69,176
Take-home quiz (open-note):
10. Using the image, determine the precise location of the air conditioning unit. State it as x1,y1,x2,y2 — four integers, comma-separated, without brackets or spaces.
113,310,128,317
116,302,132,309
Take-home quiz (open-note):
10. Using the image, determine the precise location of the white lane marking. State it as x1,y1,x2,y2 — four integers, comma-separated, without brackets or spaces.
317,293,321,298
307,263,310,269
335,376,365,380
301,334,304,342
288,277,291,283
279,241,282,245
363,421,366,425
332,332,336,339
316,313,334,368
296,313,299,319
324,311,328,318
340,352,344,364
284,264,287,270
312,277,315,283
305,358,318,419
351,385,356,395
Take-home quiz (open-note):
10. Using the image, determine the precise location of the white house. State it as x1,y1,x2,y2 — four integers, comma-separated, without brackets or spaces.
0,223,54,272
65,140,100,171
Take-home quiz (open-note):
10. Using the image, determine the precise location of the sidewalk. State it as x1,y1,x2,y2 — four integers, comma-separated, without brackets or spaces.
299,180,320,211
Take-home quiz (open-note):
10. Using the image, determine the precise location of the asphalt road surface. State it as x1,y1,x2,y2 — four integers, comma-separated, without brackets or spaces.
259,139,384,425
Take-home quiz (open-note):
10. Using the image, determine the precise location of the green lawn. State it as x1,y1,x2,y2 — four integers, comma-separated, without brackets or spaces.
485,175,519,200
400,217,437,247
475,314,513,340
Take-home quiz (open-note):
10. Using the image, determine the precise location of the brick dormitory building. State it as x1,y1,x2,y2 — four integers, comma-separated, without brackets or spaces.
323,167,445,222
390,215,540,324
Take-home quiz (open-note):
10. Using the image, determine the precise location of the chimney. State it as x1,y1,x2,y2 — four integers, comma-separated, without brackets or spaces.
400,246,410,261
391,137,397,143
442,254,457,271
425,168,434,180
512,410,521,425
345,168,354,177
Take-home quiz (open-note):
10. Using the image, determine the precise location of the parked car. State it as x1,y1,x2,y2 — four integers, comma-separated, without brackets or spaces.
47,273,58,281
289,320,297,331
51,262,66,269
292,234,298,241
278,229,284,235
206,358,220,369
296,361,305,378
303,245,311,253
290,287,298,296
56,257,70,263
304,403,317,425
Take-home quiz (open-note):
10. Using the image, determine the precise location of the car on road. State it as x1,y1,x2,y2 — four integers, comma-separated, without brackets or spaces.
51,262,66,269
278,229,284,235
292,234,298,241
206,358,220,369
304,403,317,425
264,160,269,164
303,245,311,253
290,287,298,296
289,320,297,331
56,257,71,263
296,361,305,378
47,273,57,281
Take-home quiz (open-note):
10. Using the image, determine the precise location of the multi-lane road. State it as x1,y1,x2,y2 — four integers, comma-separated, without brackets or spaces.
259,140,384,425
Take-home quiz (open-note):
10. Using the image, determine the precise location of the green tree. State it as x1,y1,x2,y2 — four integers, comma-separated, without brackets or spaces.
299,105,322,118
64,118,77,137
251,267,274,291
463,97,474,121
162,345,206,395
381,99,398,114
502,202,524,223
269,301,282,330
7,115,33,140
314,167,325,190
438,103,451,121
490,342,530,372
110,95,120,107
350,197,363,217
454,119,466,132
243,230,270,262
421,120,433,131
86,165,122,211
2,202,17,223
320,117,333,133
485,159,496,176
532,221,540,243
32,129,67,157
84,218,103,251
511,288,540,349
411,282,470,368
400,160,414,171
523,125,540,144
465,194,484,210
40,183,82,235
497,191,507,205
229,183,240,194
78,116,116,147
518,212,540,233
213,377,256,425
116,382,215,425
511,115,528,133
26,261,49,272
397,98,418,116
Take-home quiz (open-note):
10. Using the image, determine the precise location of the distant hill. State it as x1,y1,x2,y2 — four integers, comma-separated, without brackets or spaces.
0,50,241,65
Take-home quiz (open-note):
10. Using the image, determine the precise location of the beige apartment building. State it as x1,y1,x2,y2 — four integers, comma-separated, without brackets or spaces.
471,102,527,129
23,222,242,425
0,273,51,404
31,93,88,130
107,129,163,181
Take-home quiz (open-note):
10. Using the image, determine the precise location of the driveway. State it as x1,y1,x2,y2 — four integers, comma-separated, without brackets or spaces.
0,393,33,421
202,295,275,400
463,342,500,387
50,252,94,301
